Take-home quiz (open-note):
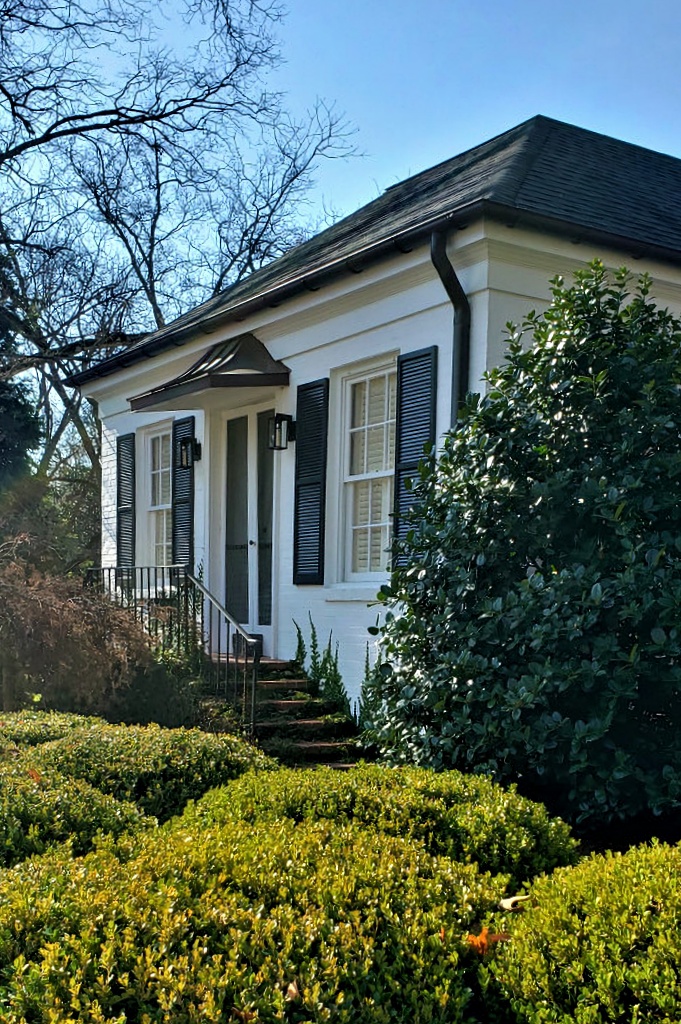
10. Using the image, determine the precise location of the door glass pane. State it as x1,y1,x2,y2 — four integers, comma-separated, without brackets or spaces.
225,417,249,623
257,410,274,626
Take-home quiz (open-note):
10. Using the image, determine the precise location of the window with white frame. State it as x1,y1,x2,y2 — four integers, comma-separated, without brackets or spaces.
149,431,172,565
343,363,397,577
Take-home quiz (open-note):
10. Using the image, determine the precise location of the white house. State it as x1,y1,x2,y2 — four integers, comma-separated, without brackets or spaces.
69,115,681,704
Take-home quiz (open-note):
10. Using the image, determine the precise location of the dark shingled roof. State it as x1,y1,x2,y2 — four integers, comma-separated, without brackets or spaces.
71,115,681,385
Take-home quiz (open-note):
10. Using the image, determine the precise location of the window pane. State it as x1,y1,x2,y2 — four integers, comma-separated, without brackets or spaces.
160,467,171,505
350,429,366,475
388,373,397,420
370,527,385,571
366,425,386,471
351,381,366,428
161,434,171,468
353,480,371,526
367,375,386,424
353,527,369,573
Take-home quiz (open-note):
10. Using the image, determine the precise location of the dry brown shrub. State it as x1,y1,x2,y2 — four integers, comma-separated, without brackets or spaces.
0,548,154,714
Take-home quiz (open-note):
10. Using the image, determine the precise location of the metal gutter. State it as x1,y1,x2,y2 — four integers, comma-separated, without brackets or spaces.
430,231,471,426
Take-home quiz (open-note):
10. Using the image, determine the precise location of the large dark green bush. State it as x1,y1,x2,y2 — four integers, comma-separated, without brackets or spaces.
487,841,681,1023
186,764,578,888
372,263,681,825
0,760,148,866
26,721,275,820
0,816,506,1023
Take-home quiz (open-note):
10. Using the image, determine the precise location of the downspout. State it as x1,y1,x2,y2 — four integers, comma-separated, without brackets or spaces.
430,231,471,426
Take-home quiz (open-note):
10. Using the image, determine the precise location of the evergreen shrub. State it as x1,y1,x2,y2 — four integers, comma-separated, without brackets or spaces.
0,816,506,1023
185,763,578,888
27,721,275,821
373,264,681,825
0,760,148,867
488,841,681,1023
0,710,104,749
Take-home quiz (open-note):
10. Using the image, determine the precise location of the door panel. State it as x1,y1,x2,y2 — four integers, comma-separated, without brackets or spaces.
225,416,249,622
257,410,274,626
225,408,275,641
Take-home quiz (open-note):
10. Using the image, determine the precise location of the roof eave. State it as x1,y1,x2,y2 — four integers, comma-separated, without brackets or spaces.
68,199,681,389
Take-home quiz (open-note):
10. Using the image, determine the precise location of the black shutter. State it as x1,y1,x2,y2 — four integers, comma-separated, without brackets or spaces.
393,346,438,559
116,433,136,567
172,416,195,569
293,379,329,585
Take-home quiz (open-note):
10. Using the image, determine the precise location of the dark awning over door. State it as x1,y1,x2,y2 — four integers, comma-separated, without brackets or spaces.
130,333,290,411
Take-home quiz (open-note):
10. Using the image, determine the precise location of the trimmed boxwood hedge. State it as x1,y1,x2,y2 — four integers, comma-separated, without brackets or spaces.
487,841,681,1023
0,710,105,750
184,763,579,888
0,760,149,867
0,816,508,1023
23,721,276,821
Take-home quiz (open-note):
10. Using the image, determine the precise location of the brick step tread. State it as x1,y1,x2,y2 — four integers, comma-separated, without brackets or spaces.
261,739,360,764
257,678,311,688
257,699,340,716
256,719,358,739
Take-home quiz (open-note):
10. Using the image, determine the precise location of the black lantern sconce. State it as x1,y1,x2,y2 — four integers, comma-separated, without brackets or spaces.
267,413,296,451
178,436,202,468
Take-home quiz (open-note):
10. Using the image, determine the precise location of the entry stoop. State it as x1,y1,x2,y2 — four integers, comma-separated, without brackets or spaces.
253,660,362,768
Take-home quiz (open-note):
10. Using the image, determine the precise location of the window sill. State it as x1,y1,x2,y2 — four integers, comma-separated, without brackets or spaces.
324,584,385,604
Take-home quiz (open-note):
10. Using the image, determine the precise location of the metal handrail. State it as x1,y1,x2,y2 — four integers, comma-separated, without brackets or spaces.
186,572,257,646
84,565,260,734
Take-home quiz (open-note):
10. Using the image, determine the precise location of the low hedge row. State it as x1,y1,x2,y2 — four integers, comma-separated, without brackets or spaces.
24,721,276,821
0,760,149,867
486,840,681,1023
0,817,507,1023
185,763,579,888
0,710,104,750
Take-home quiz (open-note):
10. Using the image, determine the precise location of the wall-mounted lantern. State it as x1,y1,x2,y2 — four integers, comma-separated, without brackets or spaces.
267,413,296,451
178,436,202,468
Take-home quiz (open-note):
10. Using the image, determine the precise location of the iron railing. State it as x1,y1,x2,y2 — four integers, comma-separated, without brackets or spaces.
84,565,260,733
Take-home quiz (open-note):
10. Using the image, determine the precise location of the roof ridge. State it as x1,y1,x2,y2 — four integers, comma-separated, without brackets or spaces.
492,115,555,205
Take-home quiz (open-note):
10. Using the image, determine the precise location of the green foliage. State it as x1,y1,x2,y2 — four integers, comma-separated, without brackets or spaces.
295,615,352,713
0,814,506,1023
0,760,149,867
292,617,307,669
357,643,383,733
0,710,105,749
374,263,681,825
308,612,322,694
26,721,276,821
487,841,681,1022
0,379,41,487
185,764,578,889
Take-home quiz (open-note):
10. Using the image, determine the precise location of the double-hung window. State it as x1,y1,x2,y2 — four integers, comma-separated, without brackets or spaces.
344,364,397,578
149,431,172,566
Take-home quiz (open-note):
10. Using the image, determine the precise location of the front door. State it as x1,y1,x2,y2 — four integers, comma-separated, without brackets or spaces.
225,408,274,649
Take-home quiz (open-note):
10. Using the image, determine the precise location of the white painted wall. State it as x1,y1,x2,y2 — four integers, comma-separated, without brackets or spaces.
83,221,681,708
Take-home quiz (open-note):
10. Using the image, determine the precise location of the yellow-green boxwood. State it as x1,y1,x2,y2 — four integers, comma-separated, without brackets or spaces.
0,816,508,1023
0,760,149,867
183,763,578,888
25,721,276,821
488,841,681,1022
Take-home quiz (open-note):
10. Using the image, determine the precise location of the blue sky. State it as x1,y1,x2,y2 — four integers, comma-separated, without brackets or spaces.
273,0,681,218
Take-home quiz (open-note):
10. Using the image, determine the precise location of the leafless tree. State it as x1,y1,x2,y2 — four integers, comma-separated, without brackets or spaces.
0,0,352,484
